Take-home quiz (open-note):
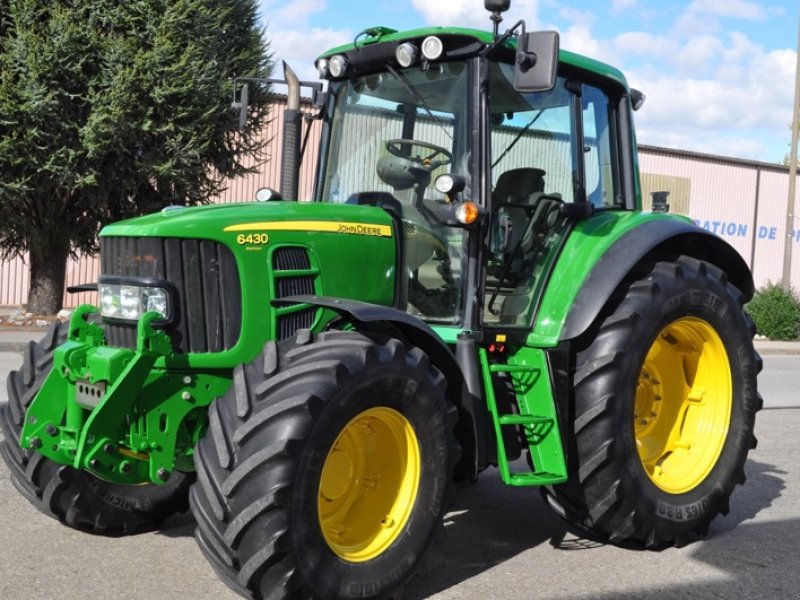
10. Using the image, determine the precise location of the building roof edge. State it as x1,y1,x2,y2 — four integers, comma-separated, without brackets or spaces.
638,143,793,174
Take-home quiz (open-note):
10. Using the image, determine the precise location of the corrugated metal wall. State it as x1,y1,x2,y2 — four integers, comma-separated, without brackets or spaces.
639,146,800,290
1,99,799,309
213,99,322,203
751,169,800,288
0,255,29,307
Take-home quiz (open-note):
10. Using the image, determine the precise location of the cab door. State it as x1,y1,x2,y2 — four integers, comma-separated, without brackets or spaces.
484,63,620,329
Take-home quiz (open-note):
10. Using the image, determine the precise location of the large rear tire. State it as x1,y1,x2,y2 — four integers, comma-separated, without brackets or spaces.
190,330,457,599
545,256,761,547
0,323,192,534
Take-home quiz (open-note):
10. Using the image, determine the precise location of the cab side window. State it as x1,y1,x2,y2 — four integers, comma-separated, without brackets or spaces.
582,84,619,208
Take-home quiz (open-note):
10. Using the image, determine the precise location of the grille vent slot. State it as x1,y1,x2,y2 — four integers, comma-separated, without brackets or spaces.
273,247,311,271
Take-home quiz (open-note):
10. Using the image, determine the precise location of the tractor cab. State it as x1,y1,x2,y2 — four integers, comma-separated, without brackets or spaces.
312,21,630,337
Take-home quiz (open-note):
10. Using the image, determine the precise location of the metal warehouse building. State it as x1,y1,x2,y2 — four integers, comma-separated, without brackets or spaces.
1,99,799,309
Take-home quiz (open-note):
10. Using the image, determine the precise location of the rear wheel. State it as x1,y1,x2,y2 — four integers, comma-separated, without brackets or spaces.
545,256,761,547
0,323,191,534
190,330,457,599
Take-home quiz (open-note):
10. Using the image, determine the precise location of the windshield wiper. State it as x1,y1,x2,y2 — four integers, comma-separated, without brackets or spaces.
385,64,453,140
492,109,544,168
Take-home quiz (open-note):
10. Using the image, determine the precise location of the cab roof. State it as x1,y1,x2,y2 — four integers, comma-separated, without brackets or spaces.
318,26,629,91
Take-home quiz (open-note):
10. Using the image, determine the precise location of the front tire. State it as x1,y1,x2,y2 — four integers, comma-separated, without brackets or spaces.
190,330,457,599
0,323,192,534
545,256,761,547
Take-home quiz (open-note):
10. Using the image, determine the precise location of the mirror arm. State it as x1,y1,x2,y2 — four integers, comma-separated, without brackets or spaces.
480,19,525,58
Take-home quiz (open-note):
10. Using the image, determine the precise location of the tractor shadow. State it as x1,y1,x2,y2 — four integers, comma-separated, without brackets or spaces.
406,463,576,599
154,459,785,599
159,510,197,537
406,458,784,599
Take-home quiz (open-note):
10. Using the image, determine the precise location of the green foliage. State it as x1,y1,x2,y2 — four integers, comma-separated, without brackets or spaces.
746,283,800,341
0,0,272,311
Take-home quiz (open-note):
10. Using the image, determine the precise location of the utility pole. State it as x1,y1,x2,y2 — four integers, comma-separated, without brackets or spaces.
783,13,800,292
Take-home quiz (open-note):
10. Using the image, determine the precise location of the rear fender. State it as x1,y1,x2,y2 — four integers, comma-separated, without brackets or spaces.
553,218,754,343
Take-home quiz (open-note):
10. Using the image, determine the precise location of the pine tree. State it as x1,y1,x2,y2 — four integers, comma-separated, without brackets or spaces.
0,0,272,313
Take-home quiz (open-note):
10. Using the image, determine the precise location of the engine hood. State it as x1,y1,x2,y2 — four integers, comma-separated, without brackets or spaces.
100,201,395,242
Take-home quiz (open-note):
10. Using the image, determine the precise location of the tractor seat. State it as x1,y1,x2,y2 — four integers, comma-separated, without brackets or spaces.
491,168,548,257
492,168,546,206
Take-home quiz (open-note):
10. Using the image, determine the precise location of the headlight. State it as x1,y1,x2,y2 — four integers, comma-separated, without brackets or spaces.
421,36,443,61
329,55,348,78
396,42,418,68
99,282,171,321
435,173,465,195
316,58,329,79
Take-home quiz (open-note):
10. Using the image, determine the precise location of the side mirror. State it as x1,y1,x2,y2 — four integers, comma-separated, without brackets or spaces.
514,31,559,93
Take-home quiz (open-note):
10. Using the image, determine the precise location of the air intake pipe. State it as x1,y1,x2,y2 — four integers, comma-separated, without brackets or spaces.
280,61,301,201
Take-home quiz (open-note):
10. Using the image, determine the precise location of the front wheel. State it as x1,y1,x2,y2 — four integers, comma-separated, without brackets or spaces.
190,330,457,599
545,256,762,547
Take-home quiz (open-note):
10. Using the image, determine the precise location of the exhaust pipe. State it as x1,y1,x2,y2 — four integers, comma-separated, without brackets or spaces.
280,61,301,201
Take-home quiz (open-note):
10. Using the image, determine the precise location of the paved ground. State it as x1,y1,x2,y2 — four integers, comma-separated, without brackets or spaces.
0,335,797,599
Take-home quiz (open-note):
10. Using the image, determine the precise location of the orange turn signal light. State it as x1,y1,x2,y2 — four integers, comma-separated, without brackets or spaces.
456,202,480,225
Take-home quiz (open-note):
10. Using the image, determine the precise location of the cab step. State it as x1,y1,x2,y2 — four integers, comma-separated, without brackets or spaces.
479,348,568,487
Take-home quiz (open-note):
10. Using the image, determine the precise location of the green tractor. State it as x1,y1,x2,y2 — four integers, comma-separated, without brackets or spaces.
1,2,761,598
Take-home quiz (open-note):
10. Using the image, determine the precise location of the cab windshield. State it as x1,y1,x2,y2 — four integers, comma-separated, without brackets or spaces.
317,61,471,324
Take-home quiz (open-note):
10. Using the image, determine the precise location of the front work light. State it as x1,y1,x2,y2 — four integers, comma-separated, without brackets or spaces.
329,55,349,78
100,283,171,321
435,173,466,195
396,42,418,67
421,36,444,60
316,58,329,79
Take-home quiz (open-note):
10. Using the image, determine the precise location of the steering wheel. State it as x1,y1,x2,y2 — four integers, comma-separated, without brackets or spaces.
386,139,453,171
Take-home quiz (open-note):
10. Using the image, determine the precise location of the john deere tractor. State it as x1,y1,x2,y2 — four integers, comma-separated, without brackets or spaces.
1,2,761,598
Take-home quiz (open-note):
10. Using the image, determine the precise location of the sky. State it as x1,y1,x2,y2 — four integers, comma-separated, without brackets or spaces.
258,0,799,165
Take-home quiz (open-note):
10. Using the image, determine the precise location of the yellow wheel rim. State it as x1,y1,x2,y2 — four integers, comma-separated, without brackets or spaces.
318,407,421,562
634,317,732,494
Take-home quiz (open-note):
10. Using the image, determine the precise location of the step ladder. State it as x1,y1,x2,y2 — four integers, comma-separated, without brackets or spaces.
478,348,568,487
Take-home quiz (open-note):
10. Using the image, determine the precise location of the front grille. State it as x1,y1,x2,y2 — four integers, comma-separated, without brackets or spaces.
100,237,242,353
272,247,316,340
